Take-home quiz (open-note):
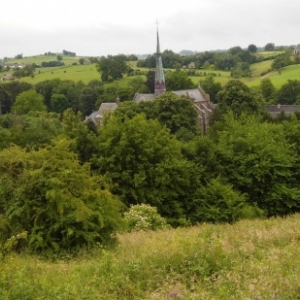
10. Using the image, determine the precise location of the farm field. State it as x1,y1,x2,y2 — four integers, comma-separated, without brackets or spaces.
1,214,300,299
20,63,100,85
5,55,81,66
2,54,300,90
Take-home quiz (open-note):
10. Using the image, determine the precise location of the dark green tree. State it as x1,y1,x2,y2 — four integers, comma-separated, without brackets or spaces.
92,114,195,221
265,43,275,51
213,113,300,216
96,56,128,82
53,80,85,112
271,50,292,70
1,81,32,113
277,80,300,104
230,62,252,78
128,76,149,94
161,50,182,68
260,79,276,103
200,75,222,103
190,178,260,224
51,93,70,113
217,80,263,116
35,79,62,110
145,70,155,93
166,70,194,91
78,87,99,117
248,44,257,53
153,92,200,139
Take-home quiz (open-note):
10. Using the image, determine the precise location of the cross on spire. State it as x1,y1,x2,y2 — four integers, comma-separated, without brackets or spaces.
155,19,159,29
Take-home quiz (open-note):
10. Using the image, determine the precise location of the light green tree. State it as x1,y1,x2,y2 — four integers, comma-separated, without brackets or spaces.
0,138,123,253
12,90,46,114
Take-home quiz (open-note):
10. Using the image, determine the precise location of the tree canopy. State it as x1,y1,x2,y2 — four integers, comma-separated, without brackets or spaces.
96,55,128,82
12,90,47,115
0,139,123,253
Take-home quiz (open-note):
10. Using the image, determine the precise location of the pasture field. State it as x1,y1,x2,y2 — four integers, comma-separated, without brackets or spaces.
1,214,300,299
263,64,300,86
250,59,273,77
256,50,283,58
20,63,100,85
191,70,232,86
3,54,300,90
5,55,81,66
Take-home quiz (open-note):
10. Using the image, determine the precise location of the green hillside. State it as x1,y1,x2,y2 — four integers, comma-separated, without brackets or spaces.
2,54,300,90
20,64,100,85
5,55,81,66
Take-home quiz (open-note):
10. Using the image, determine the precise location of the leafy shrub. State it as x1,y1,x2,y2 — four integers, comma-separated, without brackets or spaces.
0,138,124,254
190,178,263,224
124,204,170,231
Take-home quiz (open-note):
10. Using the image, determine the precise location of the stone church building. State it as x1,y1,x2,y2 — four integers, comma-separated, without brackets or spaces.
132,29,214,133
87,28,214,132
87,30,300,128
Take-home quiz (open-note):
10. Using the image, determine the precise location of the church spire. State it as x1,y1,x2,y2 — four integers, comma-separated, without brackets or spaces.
154,22,166,95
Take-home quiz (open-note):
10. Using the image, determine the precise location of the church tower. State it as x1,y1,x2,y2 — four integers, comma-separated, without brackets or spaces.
154,25,166,95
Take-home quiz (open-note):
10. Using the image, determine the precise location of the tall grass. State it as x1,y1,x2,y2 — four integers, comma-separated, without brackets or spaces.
1,215,300,299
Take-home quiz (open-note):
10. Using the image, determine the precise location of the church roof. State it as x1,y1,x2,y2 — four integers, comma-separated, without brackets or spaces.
133,87,210,104
98,102,118,114
172,88,208,102
133,93,157,103
264,105,300,117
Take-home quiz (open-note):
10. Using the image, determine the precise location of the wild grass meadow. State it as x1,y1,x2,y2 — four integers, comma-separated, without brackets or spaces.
1,215,300,299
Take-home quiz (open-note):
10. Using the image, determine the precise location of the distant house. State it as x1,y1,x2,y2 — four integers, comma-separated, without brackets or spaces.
85,99,119,126
1,74,15,82
264,104,300,117
188,62,196,69
4,63,25,69
294,44,300,54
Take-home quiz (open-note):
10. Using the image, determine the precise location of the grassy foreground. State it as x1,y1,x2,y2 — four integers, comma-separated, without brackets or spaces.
1,215,300,299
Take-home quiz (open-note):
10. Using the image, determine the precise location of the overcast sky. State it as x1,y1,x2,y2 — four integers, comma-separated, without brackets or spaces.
1,0,299,58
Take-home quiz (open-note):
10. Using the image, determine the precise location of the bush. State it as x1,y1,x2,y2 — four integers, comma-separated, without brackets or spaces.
124,204,170,232
189,178,263,224
0,139,124,254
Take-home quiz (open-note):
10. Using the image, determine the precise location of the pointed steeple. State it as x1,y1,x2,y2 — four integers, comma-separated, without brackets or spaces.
154,23,166,95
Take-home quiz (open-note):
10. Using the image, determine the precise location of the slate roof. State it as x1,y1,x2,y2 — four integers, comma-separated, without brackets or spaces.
264,105,300,117
133,86,210,104
85,102,118,126
98,103,118,115
172,88,208,102
133,93,157,103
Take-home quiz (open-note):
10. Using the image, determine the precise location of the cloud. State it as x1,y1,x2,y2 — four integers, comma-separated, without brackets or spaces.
1,0,300,57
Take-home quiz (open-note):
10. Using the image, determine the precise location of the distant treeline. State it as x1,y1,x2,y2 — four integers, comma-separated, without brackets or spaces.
137,45,297,72
63,49,76,57
41,61,65,67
